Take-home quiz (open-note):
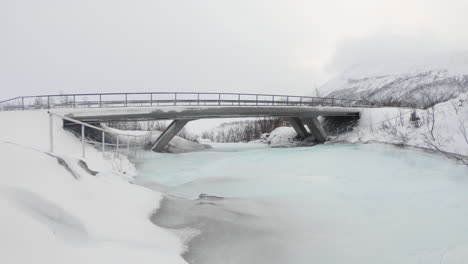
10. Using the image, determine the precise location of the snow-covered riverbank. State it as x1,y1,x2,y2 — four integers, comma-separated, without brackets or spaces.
0,111,187,264
0,92,466,264
267,92,468,160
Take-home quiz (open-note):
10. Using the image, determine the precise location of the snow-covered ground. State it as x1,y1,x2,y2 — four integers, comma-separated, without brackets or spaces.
340,92,468,157
267,92,468,159
0,111,188,264
0,92,466,264
266,126,315,147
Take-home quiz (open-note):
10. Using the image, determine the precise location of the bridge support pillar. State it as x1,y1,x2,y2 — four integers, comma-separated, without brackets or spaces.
301,117,327,142
288,117,310,139
151,119,191,152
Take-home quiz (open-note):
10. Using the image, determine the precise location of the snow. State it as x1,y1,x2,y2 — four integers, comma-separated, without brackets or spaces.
0,110,188,264
340,92,468,157
0,111,134,174
186,117,262,137
319,68,468,108
266,93,468,159
0,96,466,264
100,124,211,153
267,127,300,147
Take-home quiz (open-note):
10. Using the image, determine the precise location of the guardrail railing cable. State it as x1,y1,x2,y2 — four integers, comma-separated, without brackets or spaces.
48,112,151,159
0,92,374,111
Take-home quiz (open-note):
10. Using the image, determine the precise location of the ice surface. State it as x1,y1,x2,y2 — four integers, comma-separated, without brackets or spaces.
138,143,468,264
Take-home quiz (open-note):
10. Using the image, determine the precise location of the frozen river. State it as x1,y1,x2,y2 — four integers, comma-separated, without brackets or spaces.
135,143,468,264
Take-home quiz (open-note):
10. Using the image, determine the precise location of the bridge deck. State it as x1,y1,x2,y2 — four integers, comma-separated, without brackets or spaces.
61,106,361,122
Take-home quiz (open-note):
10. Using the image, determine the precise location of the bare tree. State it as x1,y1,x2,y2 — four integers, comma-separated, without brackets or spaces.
421,96,468,166
201,118,284,143
106,120,197,142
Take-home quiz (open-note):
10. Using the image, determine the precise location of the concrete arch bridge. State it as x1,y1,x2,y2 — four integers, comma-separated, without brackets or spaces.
0,92,372,152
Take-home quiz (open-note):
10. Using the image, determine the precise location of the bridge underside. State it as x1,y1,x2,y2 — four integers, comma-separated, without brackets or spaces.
63,106,360,152
288,117,328,142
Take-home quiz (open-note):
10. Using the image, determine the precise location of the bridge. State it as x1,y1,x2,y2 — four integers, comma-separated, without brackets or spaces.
0,92,372,153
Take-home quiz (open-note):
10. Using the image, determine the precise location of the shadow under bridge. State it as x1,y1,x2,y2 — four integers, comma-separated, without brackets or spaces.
63,106,361,152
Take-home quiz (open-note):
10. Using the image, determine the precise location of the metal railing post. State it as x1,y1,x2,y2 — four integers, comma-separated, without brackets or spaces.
0,92,371,112
127,136,130,153
102,131,105,154
49,114,53,153
81,125,85,158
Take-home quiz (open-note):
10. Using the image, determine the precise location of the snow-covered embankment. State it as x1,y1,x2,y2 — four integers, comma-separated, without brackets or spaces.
267,92,468,159
0,110,188,264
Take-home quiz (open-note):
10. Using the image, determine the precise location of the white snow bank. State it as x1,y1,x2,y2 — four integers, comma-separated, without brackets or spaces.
0,110,187,264
0,111,135,175
266,126,316,148
267,127,298,147
264,93,468,159
340,93,468,157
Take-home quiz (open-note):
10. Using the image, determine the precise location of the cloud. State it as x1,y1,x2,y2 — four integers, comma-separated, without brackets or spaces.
1,0,468,99
325,33,468,78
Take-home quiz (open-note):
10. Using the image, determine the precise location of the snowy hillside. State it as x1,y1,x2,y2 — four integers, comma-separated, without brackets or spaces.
342,92,468,158
320,50,468,108
321,69,468,108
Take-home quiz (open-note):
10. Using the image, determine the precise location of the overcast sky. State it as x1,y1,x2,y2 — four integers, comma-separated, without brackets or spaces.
1,0,467,99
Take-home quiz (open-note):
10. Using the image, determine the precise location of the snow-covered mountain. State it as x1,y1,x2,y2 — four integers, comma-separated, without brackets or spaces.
320,52,468,108
321,69,468,108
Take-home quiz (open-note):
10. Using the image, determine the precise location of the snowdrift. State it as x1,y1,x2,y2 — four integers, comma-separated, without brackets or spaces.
0,110,188,264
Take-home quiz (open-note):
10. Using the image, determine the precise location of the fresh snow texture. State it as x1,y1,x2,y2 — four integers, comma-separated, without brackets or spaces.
267,127,301,147
0,110,187,264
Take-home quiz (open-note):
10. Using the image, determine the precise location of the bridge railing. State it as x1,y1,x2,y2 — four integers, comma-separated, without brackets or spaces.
49,112,152,159
0,92,374,111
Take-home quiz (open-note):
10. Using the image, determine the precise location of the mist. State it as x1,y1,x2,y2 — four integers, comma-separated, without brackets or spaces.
326,33,468,78
2,0,468,99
